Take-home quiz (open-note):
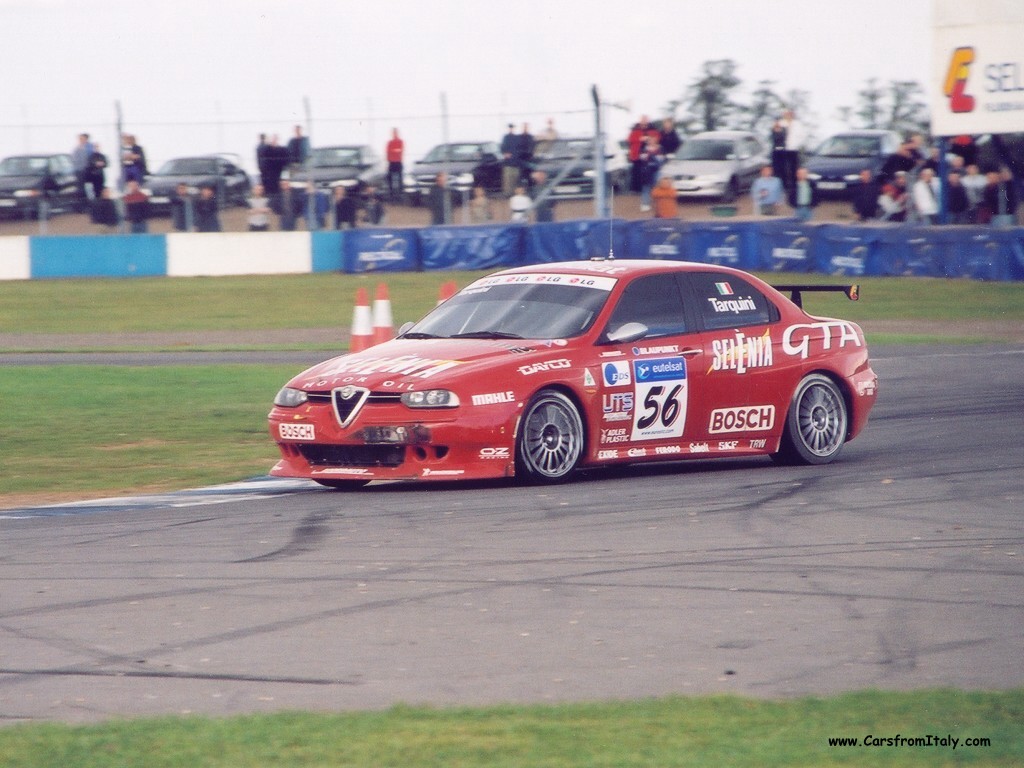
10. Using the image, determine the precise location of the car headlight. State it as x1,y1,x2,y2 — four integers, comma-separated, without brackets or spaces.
807,173,822,181
13,190,38,198
583,169,596,178
454,173,474,186
843,173,862,182
401,390,460,408
274,387,309,407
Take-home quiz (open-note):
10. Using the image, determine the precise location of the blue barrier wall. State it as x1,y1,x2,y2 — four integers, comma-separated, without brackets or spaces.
7,219,1024,281
30,234,166,279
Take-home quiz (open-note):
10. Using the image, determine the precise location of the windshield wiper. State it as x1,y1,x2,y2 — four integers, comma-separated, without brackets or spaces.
450,330,525,340
400,331,444,339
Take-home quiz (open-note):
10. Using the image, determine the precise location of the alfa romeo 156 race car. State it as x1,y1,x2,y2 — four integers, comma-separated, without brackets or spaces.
268,259,878,487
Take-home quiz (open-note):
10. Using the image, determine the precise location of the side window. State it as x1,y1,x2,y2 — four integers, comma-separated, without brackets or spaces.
605,274,689,340
690,272,777,331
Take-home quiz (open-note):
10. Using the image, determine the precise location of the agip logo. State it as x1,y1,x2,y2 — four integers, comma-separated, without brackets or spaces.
944,46,976,114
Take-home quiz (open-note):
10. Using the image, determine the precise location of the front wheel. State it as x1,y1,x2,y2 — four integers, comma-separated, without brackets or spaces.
773,374,848,465
515,390,585,483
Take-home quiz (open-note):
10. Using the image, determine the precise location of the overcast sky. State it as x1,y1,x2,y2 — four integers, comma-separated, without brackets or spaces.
0,0,933,171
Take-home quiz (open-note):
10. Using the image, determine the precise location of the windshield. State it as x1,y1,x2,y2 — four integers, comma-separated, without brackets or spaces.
422,144,487,163
0,157,48,176
812,136,882,158
406,274,616,340
311,147,361,167
678,140,734,161
534,139,594,160
156,158,219,175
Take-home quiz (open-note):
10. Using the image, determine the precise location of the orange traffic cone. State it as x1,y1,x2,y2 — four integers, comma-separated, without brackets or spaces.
372,282,394,346
437,280,458,305
349,287,373,352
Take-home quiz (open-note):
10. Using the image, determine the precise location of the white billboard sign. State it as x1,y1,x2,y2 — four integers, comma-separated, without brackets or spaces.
931,0,1024,136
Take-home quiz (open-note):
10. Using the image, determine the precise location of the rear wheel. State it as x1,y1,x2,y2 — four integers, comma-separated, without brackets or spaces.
774,374,848,465
516,390,585,483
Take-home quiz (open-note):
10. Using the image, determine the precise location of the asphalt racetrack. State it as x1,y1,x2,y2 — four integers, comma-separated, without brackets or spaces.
1,344,1022,723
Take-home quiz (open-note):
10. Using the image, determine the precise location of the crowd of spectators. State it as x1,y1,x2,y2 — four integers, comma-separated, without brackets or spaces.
52,119,1023,233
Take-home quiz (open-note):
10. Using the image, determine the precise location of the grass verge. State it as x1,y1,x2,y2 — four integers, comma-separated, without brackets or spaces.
1,690,1021,767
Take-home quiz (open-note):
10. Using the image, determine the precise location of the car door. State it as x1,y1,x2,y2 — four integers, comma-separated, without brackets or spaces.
684,271,788,453
593,272,710,459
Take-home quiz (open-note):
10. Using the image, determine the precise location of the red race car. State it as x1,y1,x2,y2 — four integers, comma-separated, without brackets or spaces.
268,259,878,487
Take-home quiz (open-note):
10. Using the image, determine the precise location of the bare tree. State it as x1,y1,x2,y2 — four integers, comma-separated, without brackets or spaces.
842,78,929,136
668,59,745,133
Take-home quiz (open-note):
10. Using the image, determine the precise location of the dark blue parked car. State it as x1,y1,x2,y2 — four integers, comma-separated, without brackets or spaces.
805,130,901,199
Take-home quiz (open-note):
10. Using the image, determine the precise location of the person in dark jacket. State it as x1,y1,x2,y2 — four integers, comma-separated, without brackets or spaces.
945,171,970,224
333,185,359,229
427,172,452,225
272,179,304,231
90,187,120,231
193,185,222,232
170,183,194,231
851,169,881,221
122,180,150,233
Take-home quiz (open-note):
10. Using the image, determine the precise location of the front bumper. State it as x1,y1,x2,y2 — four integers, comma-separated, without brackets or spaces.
268,398,520,482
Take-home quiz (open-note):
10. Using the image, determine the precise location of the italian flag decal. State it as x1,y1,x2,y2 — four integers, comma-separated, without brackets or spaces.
715,282,733,295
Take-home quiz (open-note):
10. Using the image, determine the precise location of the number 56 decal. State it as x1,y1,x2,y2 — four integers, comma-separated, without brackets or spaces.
632,357,688,440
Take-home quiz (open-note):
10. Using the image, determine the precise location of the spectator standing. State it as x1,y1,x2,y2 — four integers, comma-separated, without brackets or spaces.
262,135,289,195
362,184,385,226
122,180,150,233
287,125,310,170
985,167,1019,227
911,167,940,224
750,165,784,215
530,170,556,223
468,185,493,223
385,128,404,199
852,169,880,221
880,141,918,184
651,176,679,218
193,185,222,232
627,116,659,193
513,122,535,185
333,186,359,229
273,178,303,231
540,118,558,141
637,135,664,212
247,184,271,231
90,188,120,231
170,183,194,231
500,124,519,197
509,185,532,222
256,133,270,187
778,109,805,193
770,118,787,180
84,144,108,198
788,166,819,221
120,134,148,187
878,180,907,222
945,171,970,224
427,172,452,225
659,118,682,157
71,133,95,200
961,163,987,223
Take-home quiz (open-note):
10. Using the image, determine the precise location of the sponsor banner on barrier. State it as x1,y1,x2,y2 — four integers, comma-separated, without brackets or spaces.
0,236,30,280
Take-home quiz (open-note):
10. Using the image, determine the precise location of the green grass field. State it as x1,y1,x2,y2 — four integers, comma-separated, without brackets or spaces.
1,690,1022,767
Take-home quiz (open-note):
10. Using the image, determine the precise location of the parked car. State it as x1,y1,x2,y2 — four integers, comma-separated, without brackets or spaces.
288,145,387,191
530,136,629,197
658,131,769,202
142,154,251,213
404,141,503,201
0,153,84,218
268,259,877,487
805,130,902,199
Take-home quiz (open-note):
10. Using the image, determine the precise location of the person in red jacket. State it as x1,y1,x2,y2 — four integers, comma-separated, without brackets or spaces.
385,128,404,200
627,116,659,193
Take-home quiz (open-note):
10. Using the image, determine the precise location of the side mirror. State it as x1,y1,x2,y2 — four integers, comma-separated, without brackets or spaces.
397,321,415,337
605,322,648,345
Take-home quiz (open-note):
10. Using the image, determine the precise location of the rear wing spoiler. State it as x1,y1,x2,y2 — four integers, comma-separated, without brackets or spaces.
772,284,859,309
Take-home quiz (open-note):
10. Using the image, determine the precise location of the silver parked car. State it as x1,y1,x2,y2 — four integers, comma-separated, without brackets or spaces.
658,130,769,202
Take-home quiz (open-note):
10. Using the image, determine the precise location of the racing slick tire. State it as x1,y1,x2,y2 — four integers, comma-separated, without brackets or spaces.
314,479,370,490
773,374,848,466
515,389,585,484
